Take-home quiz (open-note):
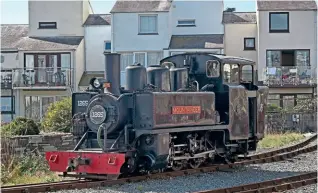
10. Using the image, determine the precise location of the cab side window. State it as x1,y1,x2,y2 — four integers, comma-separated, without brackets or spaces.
241,65,253,82
206,60,220,78
223,64,239,83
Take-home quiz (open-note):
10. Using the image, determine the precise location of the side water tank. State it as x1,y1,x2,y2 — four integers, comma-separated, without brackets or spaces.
170,67,188,91
126,63,147,91
147,65,171,91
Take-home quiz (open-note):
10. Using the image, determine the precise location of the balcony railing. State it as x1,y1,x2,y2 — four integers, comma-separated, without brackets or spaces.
11,67,73,88
1,69,13,89
262,66,317,86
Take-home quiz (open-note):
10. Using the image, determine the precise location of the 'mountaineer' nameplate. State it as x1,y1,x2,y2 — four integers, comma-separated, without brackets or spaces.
172,106,201,115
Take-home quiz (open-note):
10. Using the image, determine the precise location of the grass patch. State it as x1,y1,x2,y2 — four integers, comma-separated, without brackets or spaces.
258,132,305,149
1,146,62,186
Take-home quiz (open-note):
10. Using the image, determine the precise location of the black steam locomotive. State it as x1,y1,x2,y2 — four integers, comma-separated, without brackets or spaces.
46,52,269,180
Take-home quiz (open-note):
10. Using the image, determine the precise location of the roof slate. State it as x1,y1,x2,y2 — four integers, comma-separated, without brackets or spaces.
169,34,224,49
1,25,83,51
83,14,111,25
257,0,317,11
110,0,172,13
222,12,257,24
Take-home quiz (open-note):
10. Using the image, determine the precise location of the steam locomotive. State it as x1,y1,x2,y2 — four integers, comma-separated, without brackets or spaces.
45,52,269,180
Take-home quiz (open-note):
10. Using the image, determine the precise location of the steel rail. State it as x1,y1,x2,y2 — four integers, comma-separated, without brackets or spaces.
1,134,316,193
194,171,317,193
242,133,317,160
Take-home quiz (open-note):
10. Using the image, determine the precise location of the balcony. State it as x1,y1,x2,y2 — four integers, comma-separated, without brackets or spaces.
11,67,73,89
262,66,317,87
1,69,13,89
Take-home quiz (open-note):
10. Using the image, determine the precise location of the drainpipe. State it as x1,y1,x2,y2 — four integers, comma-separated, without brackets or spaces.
111,14,115,53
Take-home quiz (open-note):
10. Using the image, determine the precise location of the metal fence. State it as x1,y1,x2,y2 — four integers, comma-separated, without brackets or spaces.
265,96,317,133
265,112,317,134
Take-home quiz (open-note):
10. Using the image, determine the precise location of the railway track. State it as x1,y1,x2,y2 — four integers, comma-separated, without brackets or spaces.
1,134,317,193
194,171,317,193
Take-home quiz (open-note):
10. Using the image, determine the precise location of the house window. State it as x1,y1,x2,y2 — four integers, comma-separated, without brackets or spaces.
269,12,289,33
147,52,163,66
244,38,255,50
23,53,71,86
266,50,310,67
134,52,146,66
1,96,14,114
0,55,4,63
39,22,57,29
24,95,68,121
105,41,111,51
177,19,195,27
139,15,158,34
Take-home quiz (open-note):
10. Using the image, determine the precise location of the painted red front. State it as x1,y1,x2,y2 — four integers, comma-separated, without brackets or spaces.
45,151,126,175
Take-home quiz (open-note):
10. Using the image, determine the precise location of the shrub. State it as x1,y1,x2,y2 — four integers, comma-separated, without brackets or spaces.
1,117,40,136
266,103,282,113
41,97,72,133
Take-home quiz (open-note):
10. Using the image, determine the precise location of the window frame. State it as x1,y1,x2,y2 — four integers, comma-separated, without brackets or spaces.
206,60,220,78
38,22,57,29
138,14,158,35
104,41,111,52
269,12,289,33
244,37,256,50
177,19,196,27
1,96,15,114
266,49,311,67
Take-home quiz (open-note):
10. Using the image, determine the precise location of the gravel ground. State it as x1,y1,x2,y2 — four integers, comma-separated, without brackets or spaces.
283,184,317,193
52,147,317,193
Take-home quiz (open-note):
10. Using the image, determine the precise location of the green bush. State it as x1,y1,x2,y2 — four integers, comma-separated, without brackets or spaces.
1,117,40,136
266,103,282,113
41,97,72,133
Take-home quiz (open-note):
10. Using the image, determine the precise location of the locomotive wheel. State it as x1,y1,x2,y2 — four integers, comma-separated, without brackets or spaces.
171,161,185,171
188,158,204,169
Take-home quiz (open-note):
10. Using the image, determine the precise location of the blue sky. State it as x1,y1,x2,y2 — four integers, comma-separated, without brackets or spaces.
1,0,256,24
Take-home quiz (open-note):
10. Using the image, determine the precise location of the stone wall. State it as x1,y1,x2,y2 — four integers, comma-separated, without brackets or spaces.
1,133,77,157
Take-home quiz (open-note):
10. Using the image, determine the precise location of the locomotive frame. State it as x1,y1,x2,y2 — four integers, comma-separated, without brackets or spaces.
45,52,269,180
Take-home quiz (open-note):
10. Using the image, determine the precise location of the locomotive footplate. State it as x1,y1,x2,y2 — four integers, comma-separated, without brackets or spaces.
45,151,126,175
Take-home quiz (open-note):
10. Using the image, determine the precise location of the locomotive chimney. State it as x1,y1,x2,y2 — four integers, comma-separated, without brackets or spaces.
104,53,121,96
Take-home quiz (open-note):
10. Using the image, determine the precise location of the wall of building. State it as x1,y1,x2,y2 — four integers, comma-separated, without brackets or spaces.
75,40,85,91
112,12,171,52
28,1,85,37
84,25,111,71
224,24,258,65
170,1,224,35
1,134,76,157
257,10,317,81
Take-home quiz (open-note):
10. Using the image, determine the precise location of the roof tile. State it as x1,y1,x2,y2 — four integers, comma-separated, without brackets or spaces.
1,25,83,51
110,0,172,13
83,14,111,25
223,12,257,24
257,0,317,11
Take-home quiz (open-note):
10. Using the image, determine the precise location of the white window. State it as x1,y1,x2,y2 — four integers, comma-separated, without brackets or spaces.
134,52,147,66
139,15,158,34
147,52,163,66
120,53,133,72
177,19,195,26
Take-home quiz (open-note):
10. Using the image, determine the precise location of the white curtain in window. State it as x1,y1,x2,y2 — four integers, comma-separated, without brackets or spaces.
147,52,163,66
120,53,133,71
134,53,146,66
140,16,157,33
